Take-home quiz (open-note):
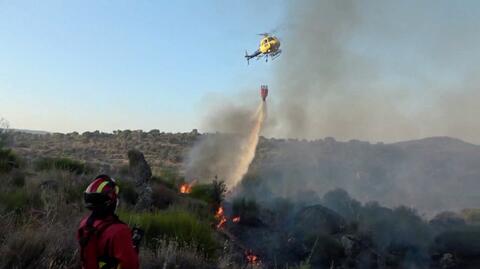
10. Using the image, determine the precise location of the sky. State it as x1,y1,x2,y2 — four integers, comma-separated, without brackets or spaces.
0,0,285,133
1,0,480,143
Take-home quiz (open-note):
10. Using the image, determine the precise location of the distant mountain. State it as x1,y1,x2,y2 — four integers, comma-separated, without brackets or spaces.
11,129,50,135
249,136,480,214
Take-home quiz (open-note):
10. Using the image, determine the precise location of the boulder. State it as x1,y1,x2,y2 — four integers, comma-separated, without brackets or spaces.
127,149,152,210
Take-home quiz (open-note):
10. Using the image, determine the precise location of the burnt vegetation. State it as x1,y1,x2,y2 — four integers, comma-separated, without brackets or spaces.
0,130,479,268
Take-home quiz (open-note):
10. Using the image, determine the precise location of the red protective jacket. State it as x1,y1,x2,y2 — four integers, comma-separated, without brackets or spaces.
77,214,139,269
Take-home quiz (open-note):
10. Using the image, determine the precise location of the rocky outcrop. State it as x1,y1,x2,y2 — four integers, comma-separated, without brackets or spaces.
128,149,153,210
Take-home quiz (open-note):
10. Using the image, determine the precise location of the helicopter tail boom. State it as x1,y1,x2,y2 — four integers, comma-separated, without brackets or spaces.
245,50,261,64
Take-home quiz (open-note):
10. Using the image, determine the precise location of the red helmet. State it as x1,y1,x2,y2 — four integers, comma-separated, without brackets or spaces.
84,175,119,210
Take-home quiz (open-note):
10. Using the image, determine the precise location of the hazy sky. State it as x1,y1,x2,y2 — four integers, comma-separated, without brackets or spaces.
1,1,480,143
0,0,284,132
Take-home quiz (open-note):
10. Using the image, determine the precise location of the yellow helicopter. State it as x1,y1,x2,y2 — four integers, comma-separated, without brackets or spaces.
245,33,281,64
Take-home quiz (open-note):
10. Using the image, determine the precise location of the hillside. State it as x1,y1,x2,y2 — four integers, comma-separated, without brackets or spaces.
7,131,480,213
2,130,480,268
8,129,200,174
250,136,480,213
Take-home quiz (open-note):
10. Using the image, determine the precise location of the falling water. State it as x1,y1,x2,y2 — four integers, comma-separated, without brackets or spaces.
228,102,266,187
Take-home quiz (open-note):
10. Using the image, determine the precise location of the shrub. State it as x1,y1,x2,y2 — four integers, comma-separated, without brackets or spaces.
0,189,29,212
117,180,138,205
0,228,48,268
63,180,88,204
433,225,480,258
211,180,226,207
10,170,26,187
151,184,177,209
151,175,176,189
232,198,260,225
0,187,43,213
190,184,215,204
34,157,90,175
189,180,226,209
140,239,214,269
155,167,181,187
119,209,218,257
0,148,20,173
461,208,480,225
0,224,80,269
118,164,130,177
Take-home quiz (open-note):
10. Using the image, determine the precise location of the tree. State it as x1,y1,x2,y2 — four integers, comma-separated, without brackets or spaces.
323,188,361,221
0,117,10,148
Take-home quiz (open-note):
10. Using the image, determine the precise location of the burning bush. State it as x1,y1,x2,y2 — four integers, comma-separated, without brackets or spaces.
232,198,260,226
180,182,193,194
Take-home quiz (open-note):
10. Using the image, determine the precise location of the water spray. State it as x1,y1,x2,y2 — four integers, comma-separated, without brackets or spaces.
225,85,269,187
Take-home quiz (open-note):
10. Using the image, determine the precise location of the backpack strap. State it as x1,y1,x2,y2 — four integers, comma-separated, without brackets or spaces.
96,215,124,269
79,214,123,266
79,213,98,263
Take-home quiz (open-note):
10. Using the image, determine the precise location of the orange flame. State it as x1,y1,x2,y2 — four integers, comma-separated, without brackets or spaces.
215,206,227,229
179,183,192,194
232,216,241,223
245,249,260,265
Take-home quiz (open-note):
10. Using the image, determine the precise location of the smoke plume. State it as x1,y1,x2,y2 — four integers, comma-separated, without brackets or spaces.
265,0,480,144
186,102,266,187
187,1,480,212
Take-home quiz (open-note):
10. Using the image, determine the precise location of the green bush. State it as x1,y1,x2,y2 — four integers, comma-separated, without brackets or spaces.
0,189,29,212
117,180,138,205
0,148,20,173
189,184,214,203
119,209,218,257
0,187,43,214
140,239,215,269
10,171,25,187
34,157,90,175
150,167,184,190
0,224,81,269
63,181,88,204
151,175,176,189
189,180,226,209
0,229,48,268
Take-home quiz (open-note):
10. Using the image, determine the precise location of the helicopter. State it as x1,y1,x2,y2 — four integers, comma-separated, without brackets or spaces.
245,33,281,64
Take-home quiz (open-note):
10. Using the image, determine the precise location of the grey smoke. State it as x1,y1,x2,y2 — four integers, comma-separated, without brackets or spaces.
185,100,262,186
186,0,480,213
265,0,480,144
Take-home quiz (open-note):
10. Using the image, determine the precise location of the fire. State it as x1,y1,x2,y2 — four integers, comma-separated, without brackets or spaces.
179,183,192,194
232,216,240,223
215,206,227,229
245,249,260,265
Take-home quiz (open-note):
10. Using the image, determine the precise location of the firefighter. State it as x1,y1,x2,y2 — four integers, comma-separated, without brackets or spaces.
77,175,140,269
